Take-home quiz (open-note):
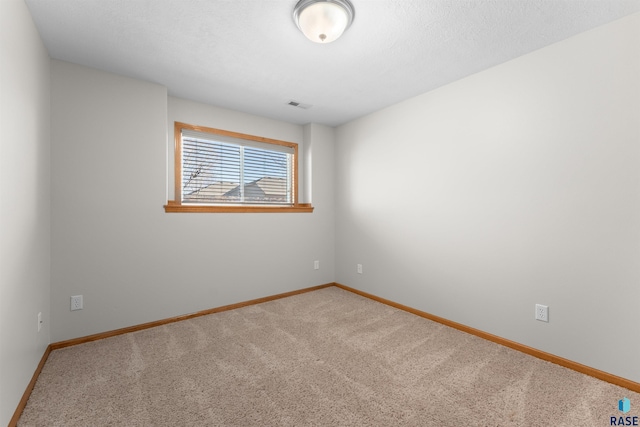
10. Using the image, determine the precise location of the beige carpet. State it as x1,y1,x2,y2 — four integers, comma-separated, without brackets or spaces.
19,286,639,426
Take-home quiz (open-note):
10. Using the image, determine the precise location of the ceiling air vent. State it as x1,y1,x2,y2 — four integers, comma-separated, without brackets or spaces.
287,100,312,109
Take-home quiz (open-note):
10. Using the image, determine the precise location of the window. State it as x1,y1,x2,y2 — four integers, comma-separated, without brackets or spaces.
165,122,313,213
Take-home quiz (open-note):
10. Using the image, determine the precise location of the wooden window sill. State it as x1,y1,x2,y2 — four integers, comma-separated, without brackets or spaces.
163,201,314,213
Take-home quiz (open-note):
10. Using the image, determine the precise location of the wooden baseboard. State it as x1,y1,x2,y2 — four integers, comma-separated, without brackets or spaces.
8,344,52,427
333,282,640,393
51,283,334,350
13,281,638,425
11,283,333,425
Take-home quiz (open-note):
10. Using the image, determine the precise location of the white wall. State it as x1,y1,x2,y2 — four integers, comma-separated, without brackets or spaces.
0,0,51,424
303,123,335,220
50,64,335,342
335,13,640,382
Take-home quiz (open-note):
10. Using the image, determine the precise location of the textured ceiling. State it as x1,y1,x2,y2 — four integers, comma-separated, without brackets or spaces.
24,0,640,127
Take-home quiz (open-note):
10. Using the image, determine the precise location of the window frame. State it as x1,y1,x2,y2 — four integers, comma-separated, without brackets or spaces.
164,122,313,213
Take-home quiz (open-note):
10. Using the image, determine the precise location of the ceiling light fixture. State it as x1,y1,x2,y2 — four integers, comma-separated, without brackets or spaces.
293,0,355,44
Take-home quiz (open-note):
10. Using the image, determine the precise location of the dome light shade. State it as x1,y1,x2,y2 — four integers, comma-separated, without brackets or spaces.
293,0,355,44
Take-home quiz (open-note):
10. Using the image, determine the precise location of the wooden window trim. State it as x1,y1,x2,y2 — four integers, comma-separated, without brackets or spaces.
164,200,314,213
164,122,313,213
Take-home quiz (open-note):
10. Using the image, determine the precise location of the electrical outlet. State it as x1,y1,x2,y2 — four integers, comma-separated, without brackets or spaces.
314,260,319,270
535,304,549,322
38,312,42,332
357,264,363,274
71,295,83,311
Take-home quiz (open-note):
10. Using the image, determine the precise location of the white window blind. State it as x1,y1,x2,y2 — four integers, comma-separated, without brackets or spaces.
181,129,294,205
